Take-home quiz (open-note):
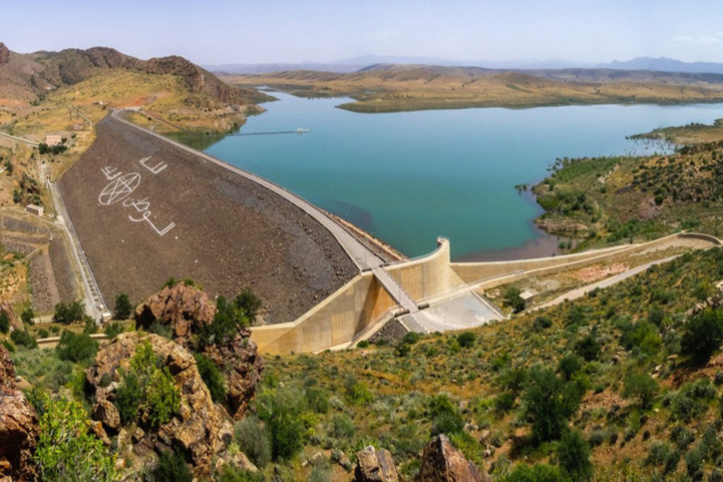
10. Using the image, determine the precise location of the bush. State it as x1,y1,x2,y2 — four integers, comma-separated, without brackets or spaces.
574,334,601,361
258,386,307,460
234,287,261,324
150,449,192,482
234,416,272,468
199,294,252,347
10,329,37,349
56,331,98,363
523,366,581,443
83,317,97,334
330,414,355,440
557,353,583,381
0,312,9,333
217,465,265,482
113,341,180,429
114,293,133,320
21,306,35,325
456,332,476,348
533,316,553,331
344,376,373,405
402,332,421,345
104,322,124,339
623,372,659,409
35,395,118,482
557,430,593,481
305,387,329,414
428,394,464,435
194,353,226,403
503,286,526,313
52,301,86,324
682,307,723,364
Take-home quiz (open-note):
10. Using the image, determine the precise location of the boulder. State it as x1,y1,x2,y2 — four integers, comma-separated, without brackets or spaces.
354,446,400,482
414,434,489,482
203,329,264,418
0,302,22,332
86,332,234,476
134,283,216,342
91,399,121,431
0,344,39,481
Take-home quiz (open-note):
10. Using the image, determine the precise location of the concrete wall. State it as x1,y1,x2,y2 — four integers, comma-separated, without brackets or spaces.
251,272,396,355
386,238,466,303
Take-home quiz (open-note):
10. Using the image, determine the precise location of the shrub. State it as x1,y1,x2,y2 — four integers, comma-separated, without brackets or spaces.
681,307,723,364
199,294,252,347
10,329,37,349
258,386,307,460
557,353,582,381
0,312,9,333
234,416,272,468
357,340,369,348
104,322,124,339
330,414,355,440
533,316,553,331
21,306,35,325
150,449,192,482
457,332,476,348
35,395,118,482
523,366,581,443
503,286,525,313
217,464,265,482
574,334,600,361
647,441,670,466
114,293,133,320
557,430,593,481
344,376,373,405
402,332,421,345
52,301,86,324
428,394,464,435
56,331,98,363
305,387,329,414
113,341,180,429
83,317,97,334
494,392,515,414
234,287,261,324
38,329,49,339
194,353,226,403
622,372,659,409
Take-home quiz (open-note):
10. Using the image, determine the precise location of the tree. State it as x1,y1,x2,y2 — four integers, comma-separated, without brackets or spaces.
557,430,593,481
504,286,526,313
20,306,35,325
53,301,86,324
623,372,659,409
257,387,307,460
35,395,118,482
114,293,132,320
199,295,251,347
523,366,581,443
56,330,98,363
681,307,723,365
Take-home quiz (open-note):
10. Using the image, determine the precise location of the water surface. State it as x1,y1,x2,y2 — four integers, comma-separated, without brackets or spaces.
206,94,723,259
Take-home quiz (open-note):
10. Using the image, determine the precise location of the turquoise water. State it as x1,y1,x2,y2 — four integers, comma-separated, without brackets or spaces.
206,94,723,259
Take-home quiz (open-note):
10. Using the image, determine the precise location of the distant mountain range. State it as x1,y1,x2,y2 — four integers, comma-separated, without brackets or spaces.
206,56,723,76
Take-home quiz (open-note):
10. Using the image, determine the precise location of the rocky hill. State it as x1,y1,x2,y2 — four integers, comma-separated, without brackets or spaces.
0,42,269,106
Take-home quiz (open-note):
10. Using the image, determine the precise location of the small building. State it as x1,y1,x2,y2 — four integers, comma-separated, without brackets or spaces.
26,204,44,216
519,289,539,307
45,134,62,146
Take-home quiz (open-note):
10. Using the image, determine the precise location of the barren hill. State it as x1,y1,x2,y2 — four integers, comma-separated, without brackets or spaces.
224,63,723,112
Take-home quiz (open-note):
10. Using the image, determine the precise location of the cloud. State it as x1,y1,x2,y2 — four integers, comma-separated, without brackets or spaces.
673,32,723,45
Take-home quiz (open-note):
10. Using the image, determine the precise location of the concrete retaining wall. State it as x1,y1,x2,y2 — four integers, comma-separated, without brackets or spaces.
251,272,396,354
386,238,466,303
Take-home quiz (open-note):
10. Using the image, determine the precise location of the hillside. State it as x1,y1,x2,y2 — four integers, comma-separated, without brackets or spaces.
223,64,723,112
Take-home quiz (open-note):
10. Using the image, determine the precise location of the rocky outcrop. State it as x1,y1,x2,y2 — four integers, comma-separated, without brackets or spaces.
135,283,216,342
0,302,22,332
86,333,234,476
0,344,39,481
203,329,264,418
0,43,9,65
415,435,489,482
135,284,263,418
354,446,400,482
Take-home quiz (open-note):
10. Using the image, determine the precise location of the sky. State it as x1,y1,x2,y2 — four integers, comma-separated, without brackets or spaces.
4,0,723,65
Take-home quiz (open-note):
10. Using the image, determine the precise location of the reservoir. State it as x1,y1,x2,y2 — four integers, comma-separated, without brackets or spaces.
205,93,723,259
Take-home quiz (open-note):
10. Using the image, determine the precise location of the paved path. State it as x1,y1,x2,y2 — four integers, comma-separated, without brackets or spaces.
0,132,39,146
533,256,678,311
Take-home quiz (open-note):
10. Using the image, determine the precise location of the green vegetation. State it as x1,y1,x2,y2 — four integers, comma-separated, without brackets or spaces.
114,292,132,320
113,340,180,429
56,330,98,363
35,394,118,482
52,300,86,324
194,353,226,403
148,449,192,482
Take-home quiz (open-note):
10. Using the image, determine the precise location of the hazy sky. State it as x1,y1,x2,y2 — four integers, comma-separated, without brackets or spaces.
5,0,723,65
